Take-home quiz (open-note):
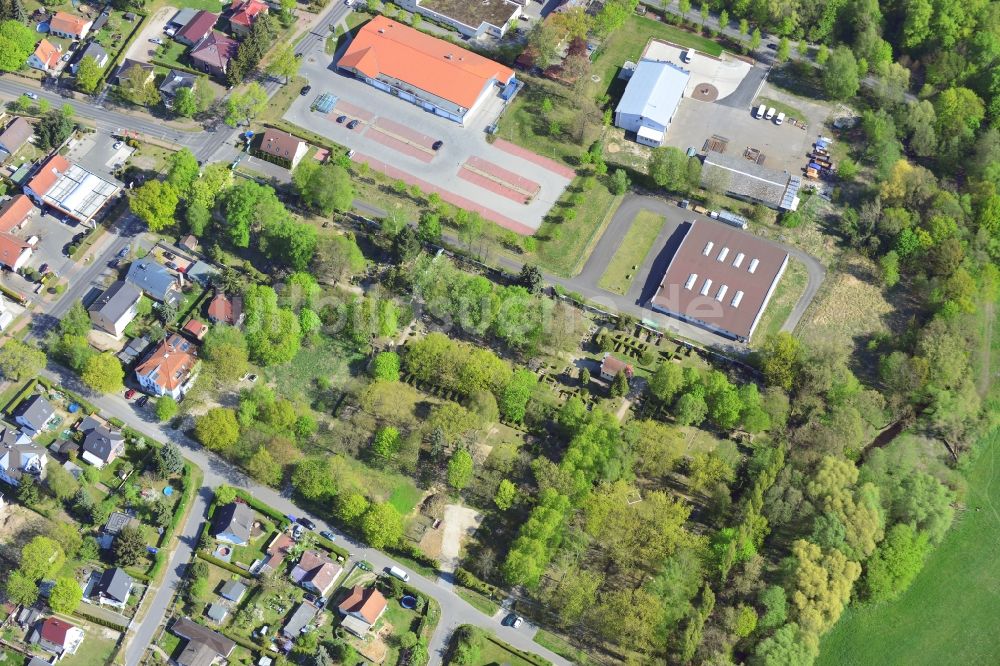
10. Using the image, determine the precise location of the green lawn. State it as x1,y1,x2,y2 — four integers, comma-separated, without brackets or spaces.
532,180,622,277
751,256,808,343
0,648,27,666
818,428,1000,665
464,635,540,666
494,81,595,167
389,484,422,516
264,335,361,406
597,210,665,295
533,629,596,666
152,40,188,70
59,628,118,666
454,587,501,616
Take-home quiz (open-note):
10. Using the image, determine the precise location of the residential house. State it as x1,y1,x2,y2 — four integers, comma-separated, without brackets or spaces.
33,617,84,656
71,41,108,73
0,118,34,157
188,32,238,78
252,129,307,170
158,69,198,108
12,394,55,433
80,421,126,469
210,501,254,545
100,510,138,549
182,318,208,340
207,292,243,326
49,12,93,39
599,353,633,382
171,617,236,666
94,567,133,608
175,11,219,46
179,235,198,253
112,59,154,86
257,531,294,573
124,257,181,305
134,333,199,400
219,580,247,603
337,585,387,637
0,425,48,486
614,59,689,147
0,194,34,232
27,39,62,73
167,8,198,32
0,233,32,271
27,657,52,666
282,601,318,639
88,280,142,338
0,193,34,270
228,0,268,37
185,260,216,287
290,550,342,598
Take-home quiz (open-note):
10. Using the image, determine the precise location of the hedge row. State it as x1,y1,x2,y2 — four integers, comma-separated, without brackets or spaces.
195,551,255,578
230,487,291,528
455,567,506,602
72,608,129,632
36,376,99,414
4,378,38,413
148,462,200,580
483,633,553,666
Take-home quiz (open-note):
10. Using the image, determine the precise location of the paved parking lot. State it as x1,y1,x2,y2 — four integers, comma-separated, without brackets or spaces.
20,210,81,275
643,40,752,99
121,5,177,65
285,44,572,234
66,133,134,178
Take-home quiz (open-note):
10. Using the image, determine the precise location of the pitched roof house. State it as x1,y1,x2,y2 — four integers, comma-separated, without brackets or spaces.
337,585,387,637
290,550,343,597
0,194,34,233
134,333,199,400
13,394,55,432
210,501,254,545
158,69,198,107
28,39,62,73
171,617,236,666
182,318,208,340
80,421,126,469
599,353,633,382
207,292,243,326
125,257,181,304
88,280,142,338
188,32,237,78
0,425,47,487
175,11,219,46
49,12,93,39
219,580,247,602
72,41,108,73
228,0,268,37
0,118,34,156
258,531,294,573
253,129,307,170
34,617,84,656
282,601,319,638
95,567,133,607
0,233,32,271
112,59,154,86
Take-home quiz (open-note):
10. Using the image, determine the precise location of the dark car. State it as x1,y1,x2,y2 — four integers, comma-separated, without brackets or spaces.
320,530,336,541
298,517,316,530
294,51,303,58
432,140,443,150
336,115,347,123
136,395,149,407
766,43,777,50
300,85,312,96
347,119,360,129
109,258,120,268
165,261,178,270
117,246,129,258
38,263,48,274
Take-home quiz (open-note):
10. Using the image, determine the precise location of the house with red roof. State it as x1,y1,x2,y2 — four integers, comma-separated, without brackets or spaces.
337,15,515,124
33,617,85,656
207,291,244,326
188,32,238,78
337,585,387,637
135,333,199,400
0,234,32,271
0,195,35,234
228,0,268,37
175,10,219,46
23,154,120,226
49,11,93,39
27,39,62,73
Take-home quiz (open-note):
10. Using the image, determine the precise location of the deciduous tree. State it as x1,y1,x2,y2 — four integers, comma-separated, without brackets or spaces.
81,352,124,393
195,407,240,451
48,576,82,613
0,339,45,380
361,502,403,548
130,180,179,232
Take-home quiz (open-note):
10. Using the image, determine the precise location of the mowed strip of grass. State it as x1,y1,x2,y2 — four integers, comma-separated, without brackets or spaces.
818,428,1000,666
595,14,722,86
533,182,622,277
751,256,808,343
598,210,666,295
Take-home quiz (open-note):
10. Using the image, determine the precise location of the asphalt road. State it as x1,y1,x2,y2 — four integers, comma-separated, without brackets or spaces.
35,367,567,666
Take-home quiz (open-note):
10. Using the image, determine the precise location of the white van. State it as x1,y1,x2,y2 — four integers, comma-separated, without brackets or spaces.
774,112,785,125
765,107,776,120
755,103,766,119
387,566,410,582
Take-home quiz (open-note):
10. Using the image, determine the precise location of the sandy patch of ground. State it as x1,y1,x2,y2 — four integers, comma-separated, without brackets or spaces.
0,504,53,567
418,523,444,562
439,504,482,573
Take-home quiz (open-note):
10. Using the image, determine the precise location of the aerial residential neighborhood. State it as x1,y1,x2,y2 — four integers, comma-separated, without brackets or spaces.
0,0,995,665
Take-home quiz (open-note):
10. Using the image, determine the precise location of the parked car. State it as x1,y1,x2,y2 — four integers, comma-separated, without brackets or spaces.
432,140,443,150
125,388,136,400
513,616,524,628
678,199,690,209
149,38,163,45
774,111,785,125
766,43,777,50
113,140,124,150
25,92,38,100
298,517,316,530
136,395,149,407
164,251,175,260
117,246,129,258
387,566,409,582
336,115,347,123
755,103,766,118
300,85,312,96
61,54,71,62
320,530,336,542
109,258,120,268
165,261,178,270
503,613,523,627
765,107,776,120
347,119,360,129
347,149,355,159
38,263,48,274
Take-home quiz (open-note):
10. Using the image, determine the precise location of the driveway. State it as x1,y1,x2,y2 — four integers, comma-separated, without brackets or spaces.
121,5,177,65
284,35,572,234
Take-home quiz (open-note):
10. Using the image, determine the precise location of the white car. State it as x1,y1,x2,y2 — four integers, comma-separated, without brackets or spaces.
25,92,38,100
347,149,356,159
755,103,766,118
113,140,124,150
774,111,785,125
765,107,776,120
149,37,163,45
165,27,176,36
345,0,353,5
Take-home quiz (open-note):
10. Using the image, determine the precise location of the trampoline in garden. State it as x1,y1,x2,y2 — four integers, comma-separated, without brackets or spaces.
311,93,338,114
163,486,174,496
400,595,417,610
37,22,49,32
